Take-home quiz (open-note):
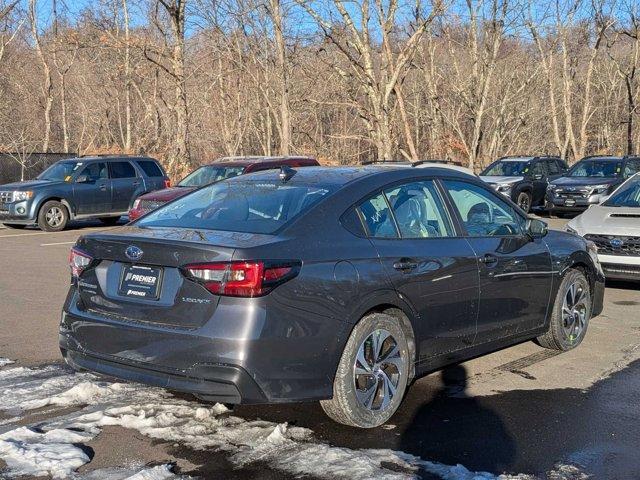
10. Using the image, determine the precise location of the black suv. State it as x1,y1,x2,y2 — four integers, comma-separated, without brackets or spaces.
546,155,640,215
480,156,568,212
0,156,168,231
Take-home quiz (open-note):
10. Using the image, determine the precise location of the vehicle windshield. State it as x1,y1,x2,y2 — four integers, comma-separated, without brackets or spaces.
37,161,84,182
567,159,622,178
481,159,529,176
178,165,245,187
137,179,335,234
603,176,640,207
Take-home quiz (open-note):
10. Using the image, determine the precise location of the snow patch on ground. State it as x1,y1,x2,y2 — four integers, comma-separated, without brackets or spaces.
0,358,15,367
0,363,588,480
78,463,189,480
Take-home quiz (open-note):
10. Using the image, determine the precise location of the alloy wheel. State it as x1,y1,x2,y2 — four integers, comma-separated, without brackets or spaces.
517,193,531,212
562,281,588,344
353,329,404,411
45,206,64,227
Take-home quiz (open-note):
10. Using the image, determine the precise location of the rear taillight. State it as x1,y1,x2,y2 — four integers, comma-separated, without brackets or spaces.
69,247,92,277
182,261,299,297
164,179,171,188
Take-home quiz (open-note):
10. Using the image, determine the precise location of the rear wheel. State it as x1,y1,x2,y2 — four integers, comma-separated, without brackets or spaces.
99,216,121,226
37,201,68,232
321,312,410,428
2,223,26,229
516,191,532,213
537,269,591,351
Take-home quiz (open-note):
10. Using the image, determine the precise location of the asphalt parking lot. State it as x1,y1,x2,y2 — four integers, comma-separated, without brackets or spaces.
1,217,639,479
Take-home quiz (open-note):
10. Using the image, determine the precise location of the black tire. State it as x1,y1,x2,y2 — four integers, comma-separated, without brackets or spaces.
37,200,69,232
516,191,532,213
320,312,410,428
99,216,121,226
2,223,26,229
537,269,591,351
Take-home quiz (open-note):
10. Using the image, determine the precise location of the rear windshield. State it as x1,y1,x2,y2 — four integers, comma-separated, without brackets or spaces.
178,165,245,187
567,159,622,178
137,180,334,234
481,159,529,176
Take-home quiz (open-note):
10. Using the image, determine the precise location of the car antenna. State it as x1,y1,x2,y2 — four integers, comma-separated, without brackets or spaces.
279,165,296,182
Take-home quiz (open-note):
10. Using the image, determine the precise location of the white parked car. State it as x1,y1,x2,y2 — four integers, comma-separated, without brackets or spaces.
566,174,640,281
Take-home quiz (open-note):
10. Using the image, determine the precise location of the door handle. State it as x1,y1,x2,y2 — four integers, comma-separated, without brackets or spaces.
393,259,418,271
98,184,107,191
132,181,140,186
479,254,498,267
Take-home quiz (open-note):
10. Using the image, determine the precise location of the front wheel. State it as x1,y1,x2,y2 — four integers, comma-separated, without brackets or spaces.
37,201,69,232
320,312,410,428
516,191,532,213
537,269,591,351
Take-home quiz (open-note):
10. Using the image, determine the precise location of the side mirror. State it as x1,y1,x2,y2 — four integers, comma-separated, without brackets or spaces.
526,218,548,239
76,174,90,183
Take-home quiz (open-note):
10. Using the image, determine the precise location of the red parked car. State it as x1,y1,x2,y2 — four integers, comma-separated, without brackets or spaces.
128,156,319,221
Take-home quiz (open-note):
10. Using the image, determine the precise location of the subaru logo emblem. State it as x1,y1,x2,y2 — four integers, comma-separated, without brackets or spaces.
125,245,143,261
609,238,624,248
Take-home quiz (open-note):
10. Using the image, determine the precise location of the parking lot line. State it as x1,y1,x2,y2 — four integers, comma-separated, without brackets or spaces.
40,241,77,246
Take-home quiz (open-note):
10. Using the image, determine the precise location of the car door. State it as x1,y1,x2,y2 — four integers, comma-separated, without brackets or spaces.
358,180,480,359
441,179,553,342
109,161,141,212
528,160,548,204
73,162,111,215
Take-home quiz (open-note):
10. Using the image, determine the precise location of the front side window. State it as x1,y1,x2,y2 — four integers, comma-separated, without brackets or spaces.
38,161,84,182
568,159,622,178
110,161,137,179
357,193,398,238
79,162,108,182
137,180,333,234
178,166,245,187
529,161,546,177
383,181,452,238
443,180,525,237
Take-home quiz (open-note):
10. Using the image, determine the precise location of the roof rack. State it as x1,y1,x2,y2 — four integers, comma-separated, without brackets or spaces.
412,159,464,167
361,160,411,166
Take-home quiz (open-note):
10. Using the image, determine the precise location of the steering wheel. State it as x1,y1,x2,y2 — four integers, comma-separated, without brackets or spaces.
488,223,519,236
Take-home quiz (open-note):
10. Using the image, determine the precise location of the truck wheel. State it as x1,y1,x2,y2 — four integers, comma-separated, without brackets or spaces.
320,312,410,428
99,216,121,226
37,201,68,232
537,269,591,351
516,191,532,213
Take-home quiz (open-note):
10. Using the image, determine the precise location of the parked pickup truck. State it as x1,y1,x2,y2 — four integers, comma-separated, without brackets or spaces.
0,156,169,231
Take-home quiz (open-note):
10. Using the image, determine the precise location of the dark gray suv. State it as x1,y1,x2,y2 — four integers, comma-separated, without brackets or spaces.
0,156,168,231
60,165,604,428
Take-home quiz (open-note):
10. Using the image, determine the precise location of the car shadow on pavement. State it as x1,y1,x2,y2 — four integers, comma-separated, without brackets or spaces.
397,364,516,474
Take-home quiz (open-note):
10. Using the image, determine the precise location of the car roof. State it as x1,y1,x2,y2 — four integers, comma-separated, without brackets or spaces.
61,156,157,163
577,155,625,162
226,165,474,187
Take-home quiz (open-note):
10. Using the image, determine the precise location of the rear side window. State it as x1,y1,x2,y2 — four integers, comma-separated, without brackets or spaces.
138,180,334,234
623,159,640,178
136,160,164,177
357,193,398,238
110,161,137,179
546,160,560,175
383,181,453,238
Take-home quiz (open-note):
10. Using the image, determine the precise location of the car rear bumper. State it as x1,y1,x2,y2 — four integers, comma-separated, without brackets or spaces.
59,288,346,404
60,344,266,403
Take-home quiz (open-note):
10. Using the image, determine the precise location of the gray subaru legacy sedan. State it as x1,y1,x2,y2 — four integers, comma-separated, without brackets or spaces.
60,165,605,428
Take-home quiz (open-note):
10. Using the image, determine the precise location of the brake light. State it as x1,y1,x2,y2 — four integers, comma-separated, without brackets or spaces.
182,261,299,297
164,179,171,188
69,247,92,277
